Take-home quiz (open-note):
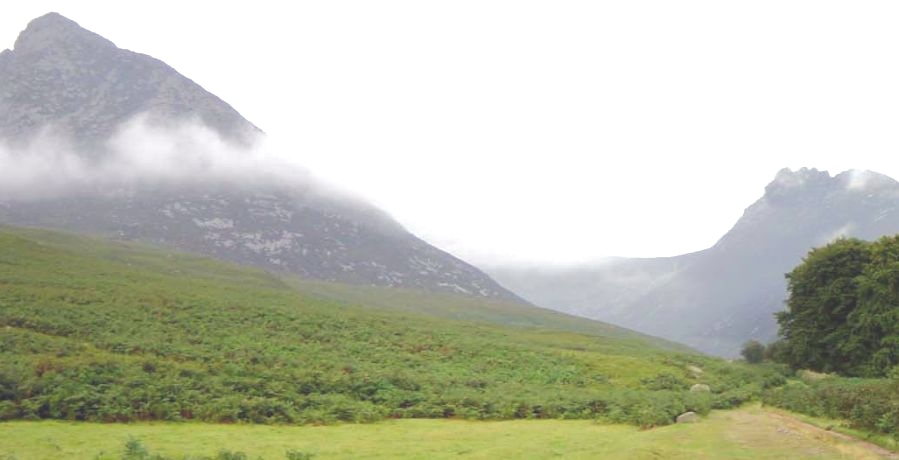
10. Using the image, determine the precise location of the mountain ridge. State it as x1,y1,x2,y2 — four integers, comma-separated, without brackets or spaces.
489,167,899,356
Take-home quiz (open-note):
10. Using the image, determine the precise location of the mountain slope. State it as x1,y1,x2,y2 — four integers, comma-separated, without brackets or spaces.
0,225,777,425
490,168,899,356
0,13,519,300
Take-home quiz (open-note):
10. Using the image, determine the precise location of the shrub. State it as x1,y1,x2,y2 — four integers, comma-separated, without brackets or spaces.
740,340,765,364
640,373,689,391
0,401,18,420
763,377,898,437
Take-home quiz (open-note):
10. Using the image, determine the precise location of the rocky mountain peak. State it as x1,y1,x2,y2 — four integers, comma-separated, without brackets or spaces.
0,13,259,148
11,13,113,56
763,167,834,203
714,167,899,255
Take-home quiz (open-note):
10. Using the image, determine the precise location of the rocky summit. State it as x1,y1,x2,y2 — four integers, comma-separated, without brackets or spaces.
0,13,258,150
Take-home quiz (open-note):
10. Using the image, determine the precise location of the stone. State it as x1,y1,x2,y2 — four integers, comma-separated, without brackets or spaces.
690,383,711,393
676,411,699,423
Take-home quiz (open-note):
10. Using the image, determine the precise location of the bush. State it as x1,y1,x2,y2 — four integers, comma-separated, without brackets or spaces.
640,373,689,391
763,377,898,437
118,439,254,460
0,401,18,420
599,389,713,428
740,341,765,364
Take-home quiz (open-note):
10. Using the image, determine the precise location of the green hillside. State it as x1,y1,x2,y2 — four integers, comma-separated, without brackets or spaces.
284,278,692,353
0,226,780,426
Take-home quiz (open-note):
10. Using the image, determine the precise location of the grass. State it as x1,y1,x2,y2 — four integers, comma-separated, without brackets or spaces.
0,406,887,459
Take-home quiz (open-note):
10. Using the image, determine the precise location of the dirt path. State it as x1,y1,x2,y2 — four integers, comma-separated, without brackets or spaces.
765,410,898,459
720,406,898,459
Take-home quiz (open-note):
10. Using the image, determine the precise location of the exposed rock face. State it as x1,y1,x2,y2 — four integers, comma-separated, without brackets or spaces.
0,13,259,150
490,168,899,355
0,13,521,301
676,412,699,423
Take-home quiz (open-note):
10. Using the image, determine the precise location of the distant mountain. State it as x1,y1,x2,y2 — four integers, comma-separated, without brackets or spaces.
489,168,899,356
0,13,520,300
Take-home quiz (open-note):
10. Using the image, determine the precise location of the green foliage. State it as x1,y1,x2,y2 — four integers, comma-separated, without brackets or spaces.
640,372,689,391
763,375,899,438
776,236,899,376
740,340,765,364
763,339,787,363
0,227,779,427
122,438,168,460
116,439,255,460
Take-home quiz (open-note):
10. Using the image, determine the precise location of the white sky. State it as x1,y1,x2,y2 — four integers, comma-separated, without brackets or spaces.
4,1,899,265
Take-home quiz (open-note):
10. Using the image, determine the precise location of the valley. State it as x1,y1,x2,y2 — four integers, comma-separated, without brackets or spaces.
1,10,897,459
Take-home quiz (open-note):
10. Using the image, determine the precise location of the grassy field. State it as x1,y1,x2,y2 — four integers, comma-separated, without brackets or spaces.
0,405,892,459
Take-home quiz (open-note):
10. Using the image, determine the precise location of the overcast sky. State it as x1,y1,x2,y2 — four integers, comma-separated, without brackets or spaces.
4,1,899,265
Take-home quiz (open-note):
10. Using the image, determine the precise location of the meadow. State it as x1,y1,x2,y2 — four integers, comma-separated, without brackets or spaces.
0,405,889,459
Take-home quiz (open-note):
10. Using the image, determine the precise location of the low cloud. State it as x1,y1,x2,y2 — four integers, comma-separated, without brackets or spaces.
0,114,404,235
1,114,331,200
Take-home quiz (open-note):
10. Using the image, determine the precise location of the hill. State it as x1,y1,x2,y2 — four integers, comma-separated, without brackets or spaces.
490,168,899,356
0,225,777,425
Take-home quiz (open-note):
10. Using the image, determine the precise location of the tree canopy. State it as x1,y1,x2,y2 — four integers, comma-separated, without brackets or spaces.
775,236,899,377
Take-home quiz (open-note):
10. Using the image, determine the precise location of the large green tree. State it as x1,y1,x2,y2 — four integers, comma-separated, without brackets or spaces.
851,235,899,374
776,237,899,377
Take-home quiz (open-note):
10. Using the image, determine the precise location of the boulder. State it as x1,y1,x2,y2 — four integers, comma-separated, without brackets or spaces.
690,383,710,393
676,411,700,424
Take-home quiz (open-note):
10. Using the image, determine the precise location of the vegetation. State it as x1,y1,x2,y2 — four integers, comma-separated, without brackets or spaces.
763,368,899,439
740,340,765,364
762,236,899,442
775,236,899,377
0,406,885,459
0,226,780,428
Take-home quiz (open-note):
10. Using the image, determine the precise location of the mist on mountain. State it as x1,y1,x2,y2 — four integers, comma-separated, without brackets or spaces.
0,12,520,300
490,168,899,356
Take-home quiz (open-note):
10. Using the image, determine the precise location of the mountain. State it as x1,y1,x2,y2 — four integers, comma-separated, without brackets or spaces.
489,168,899,356
0,13,259,150
0,13,519,300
